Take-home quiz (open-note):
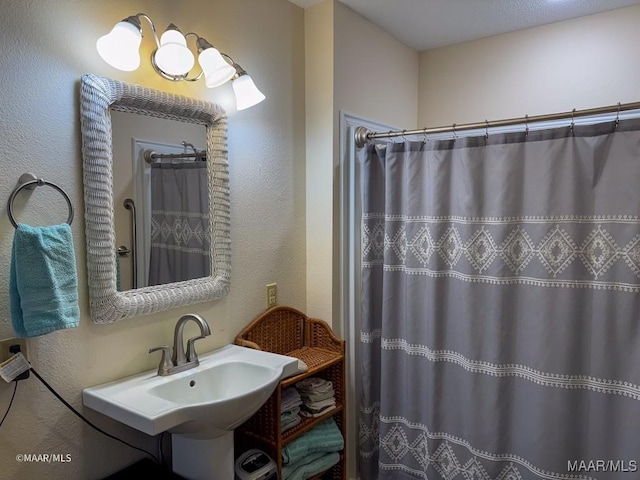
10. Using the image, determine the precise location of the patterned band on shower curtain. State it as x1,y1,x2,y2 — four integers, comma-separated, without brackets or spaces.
359,118,640,480
148,161,210,286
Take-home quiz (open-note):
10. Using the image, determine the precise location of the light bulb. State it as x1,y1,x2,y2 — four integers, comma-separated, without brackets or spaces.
96,19,142,71
154,26,195,76
198,46,236,88
232,74,266,110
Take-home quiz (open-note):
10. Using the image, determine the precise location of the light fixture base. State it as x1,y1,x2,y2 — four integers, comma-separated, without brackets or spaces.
150,50,189,81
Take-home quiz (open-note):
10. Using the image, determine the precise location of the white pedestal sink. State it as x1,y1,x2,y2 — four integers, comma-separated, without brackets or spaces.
83,345,299,479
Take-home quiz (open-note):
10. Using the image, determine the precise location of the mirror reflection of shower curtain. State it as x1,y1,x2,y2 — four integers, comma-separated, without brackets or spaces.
148,162,210,286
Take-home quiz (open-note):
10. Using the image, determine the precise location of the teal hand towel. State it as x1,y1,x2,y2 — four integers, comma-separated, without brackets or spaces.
282,452,340,480
281,417,344,465
10,223,80,337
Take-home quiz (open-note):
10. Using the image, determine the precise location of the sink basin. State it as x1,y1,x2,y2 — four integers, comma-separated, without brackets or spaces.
148,361,271,405
82,344,299,438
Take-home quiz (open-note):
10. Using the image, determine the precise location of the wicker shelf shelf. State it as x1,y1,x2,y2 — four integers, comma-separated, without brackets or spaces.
234,306,346,480
281,347,343,388
282,405,344,445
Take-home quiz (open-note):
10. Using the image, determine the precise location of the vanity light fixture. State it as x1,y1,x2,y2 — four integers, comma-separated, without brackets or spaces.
96,13,265,109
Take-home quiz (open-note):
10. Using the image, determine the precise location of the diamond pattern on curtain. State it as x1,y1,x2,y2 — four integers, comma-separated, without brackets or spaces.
148,162,211,286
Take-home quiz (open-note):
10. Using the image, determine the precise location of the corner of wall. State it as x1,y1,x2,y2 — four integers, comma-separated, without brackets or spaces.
304,0,336,323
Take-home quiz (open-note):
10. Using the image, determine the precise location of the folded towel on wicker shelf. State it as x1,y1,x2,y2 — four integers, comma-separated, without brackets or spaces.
300,387,335,403
281,387,303,432
282,406,301,420
303,397,336,411
300,398,336,418
296,377,333,395
282,413,302,432
282,387,303,412
282,451,340,480
300,405,336,418
281,417,344,465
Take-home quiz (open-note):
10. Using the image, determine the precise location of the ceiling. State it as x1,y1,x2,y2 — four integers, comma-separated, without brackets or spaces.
289,0,640,51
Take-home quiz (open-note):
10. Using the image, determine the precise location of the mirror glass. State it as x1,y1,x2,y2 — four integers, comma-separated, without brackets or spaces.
80,74,231,324
111,111,208,291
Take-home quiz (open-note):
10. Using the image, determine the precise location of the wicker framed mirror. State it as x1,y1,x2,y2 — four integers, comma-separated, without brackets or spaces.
79,74,230,323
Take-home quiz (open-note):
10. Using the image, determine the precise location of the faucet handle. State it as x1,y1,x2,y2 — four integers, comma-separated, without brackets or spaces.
186,336,206,364
149,345,174,375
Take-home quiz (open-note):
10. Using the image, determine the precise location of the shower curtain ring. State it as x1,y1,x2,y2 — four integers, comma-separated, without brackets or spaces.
402,129,407,142
485,120,489,140
615,102,621,128
452,123,457,140
524,115,529,137
423,127,428,144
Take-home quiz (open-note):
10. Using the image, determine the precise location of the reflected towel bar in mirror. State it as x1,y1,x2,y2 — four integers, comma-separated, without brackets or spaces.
7,173,74,229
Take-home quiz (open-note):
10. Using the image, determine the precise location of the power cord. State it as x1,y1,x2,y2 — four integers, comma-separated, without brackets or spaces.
0,381,18,428
29,367,160,464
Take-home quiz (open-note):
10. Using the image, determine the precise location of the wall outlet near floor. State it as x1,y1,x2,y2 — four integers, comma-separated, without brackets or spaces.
0,337,28,363
266,283,278,309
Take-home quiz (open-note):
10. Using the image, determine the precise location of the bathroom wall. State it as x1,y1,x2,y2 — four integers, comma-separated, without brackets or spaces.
418,4,640,127
305,0,419,324
0,0,306,478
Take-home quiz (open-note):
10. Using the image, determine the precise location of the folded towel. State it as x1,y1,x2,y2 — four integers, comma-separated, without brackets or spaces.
300,388,335,403
10,224,80,337
300,405,337,418
281,414,301,432
282,388,303,412
283,386,299,399
282,417,344,465
303,398,336,411
282,452,340,480
296,378,333,394
282,406,301,420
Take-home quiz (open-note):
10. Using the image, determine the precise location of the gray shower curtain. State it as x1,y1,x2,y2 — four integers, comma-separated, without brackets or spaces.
148,161,210,286
359,119,640,479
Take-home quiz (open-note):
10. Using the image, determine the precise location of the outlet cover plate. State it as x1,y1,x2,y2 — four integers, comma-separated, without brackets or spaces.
266,283,278,309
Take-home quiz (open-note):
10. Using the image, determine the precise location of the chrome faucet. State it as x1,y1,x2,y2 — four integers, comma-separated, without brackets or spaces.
149,314,212,376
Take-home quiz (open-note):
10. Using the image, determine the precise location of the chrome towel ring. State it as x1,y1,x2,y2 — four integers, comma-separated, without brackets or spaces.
7,173,74,229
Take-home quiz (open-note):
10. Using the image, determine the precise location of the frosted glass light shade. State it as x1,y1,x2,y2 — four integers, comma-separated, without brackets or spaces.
96,21,142,71
154,29,195,76
232,74,266,110
198,47,236,88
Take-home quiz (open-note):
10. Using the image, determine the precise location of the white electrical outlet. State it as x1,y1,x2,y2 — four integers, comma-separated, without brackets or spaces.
266,283,278,309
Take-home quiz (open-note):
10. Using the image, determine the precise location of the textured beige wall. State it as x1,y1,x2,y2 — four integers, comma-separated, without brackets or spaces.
418,4,640,127
304,0,335,325
305,0,419,326
0,0,305,478
334,2,419,131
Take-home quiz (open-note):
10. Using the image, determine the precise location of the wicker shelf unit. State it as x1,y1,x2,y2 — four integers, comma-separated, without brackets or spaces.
235,306,346,480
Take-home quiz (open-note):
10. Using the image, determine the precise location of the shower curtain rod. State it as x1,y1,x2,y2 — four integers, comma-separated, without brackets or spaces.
143,149,206,163
354,100,640,148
